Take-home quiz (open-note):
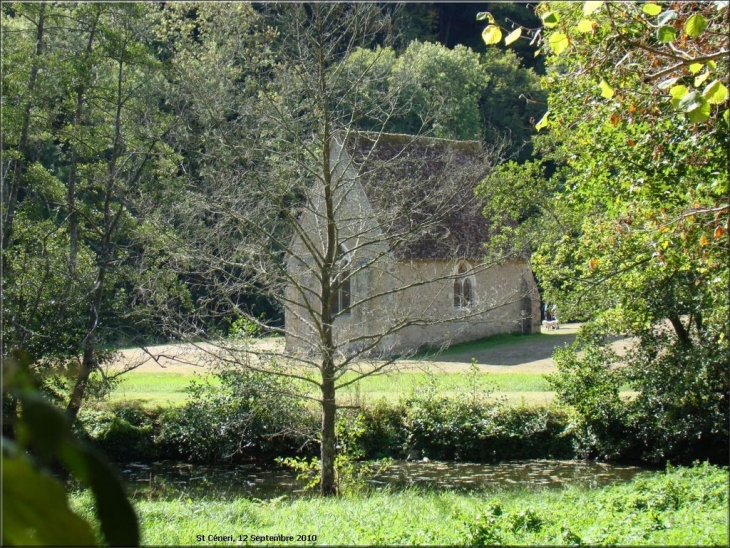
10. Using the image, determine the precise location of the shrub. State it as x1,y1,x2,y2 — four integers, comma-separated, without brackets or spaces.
77,402,159,461
348,400,409,459
549,320,729,465
156,367,317,463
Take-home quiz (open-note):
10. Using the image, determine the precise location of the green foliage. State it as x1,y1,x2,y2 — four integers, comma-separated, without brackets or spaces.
478,1,728,464
71,463,728,546
3,355,138,546
77,402,159,461
549,322,729,463
461,463,728,546
395,369,573,462
339,40,544,151
2,2,193,419
156,366,315,463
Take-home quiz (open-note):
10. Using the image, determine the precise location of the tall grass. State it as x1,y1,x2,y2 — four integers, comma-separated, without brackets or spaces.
70,463,728,546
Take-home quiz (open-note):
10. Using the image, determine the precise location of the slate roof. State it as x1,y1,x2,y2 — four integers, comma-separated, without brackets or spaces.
340,132,493,261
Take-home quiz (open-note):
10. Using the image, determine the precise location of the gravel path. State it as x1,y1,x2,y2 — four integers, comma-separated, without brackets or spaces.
112,324,589,375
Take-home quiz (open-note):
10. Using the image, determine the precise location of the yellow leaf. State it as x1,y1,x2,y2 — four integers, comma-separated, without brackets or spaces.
600,79,615,99
689,63,704,74
589,258,598,270
504,27,522,46
482,25,503,45
549,32,570,55
642,3,662,16
577,19,596,32
583,1,604,15
694,71,710,87
699,234,710,246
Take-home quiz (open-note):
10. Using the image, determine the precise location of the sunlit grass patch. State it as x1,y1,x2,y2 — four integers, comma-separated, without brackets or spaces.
108,372,218,406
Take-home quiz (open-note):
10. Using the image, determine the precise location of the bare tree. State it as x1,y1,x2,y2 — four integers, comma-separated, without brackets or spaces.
163,3,538,496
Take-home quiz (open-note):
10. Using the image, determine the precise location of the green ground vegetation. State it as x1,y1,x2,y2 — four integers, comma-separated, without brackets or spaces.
69,462,728,546
110,370,550,407
107,333,555,407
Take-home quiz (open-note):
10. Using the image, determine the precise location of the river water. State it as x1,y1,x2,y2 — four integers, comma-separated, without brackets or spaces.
118,459,650,500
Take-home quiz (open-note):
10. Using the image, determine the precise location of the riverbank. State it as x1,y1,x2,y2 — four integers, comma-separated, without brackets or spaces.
70,462,728,546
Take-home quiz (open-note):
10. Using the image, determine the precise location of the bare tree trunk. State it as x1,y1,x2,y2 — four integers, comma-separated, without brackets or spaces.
320,366,338,496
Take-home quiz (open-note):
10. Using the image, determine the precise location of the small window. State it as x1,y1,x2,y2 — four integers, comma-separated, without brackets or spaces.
453,262,474,308
332,246,351,316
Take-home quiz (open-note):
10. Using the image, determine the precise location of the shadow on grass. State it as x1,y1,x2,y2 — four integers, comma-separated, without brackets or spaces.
416,328,580,366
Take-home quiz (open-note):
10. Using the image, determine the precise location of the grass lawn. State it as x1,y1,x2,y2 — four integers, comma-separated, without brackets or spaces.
70,463,728,546
109,369,552,407
107,331,567,407
109,372,218,405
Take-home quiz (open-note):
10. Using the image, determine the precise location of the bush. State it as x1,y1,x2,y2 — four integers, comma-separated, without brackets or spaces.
77,402,159,461
155,366,317,463
346,400,409,460
337,373,575,463
549,320,729,465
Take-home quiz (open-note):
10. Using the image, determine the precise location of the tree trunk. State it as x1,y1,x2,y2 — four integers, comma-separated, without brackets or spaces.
320,371,338,496
668,313,691,347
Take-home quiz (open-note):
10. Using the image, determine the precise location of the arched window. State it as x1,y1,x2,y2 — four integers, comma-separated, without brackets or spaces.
332,246,351,316
453,262,474,308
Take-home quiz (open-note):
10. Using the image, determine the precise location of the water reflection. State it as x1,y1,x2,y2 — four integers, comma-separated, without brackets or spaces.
118,460,648,501
371,460,646,492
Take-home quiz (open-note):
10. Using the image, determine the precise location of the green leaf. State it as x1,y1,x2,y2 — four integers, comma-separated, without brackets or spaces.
577,19,595,33
724,109,730,126
688,63,704,74
72,446,140,547
702,80,729,104
684,13,707,38
643,3,662,16
535,111,550,131
15,393,70,463
504,27,522,46
669,85,689,109
482,25,503,45
541,12,560,28
2,456,97,546
549,33,570,55
657,25,677,43
686,97,711,123
583,1,604,16
678,90,704,112
600,79,615,99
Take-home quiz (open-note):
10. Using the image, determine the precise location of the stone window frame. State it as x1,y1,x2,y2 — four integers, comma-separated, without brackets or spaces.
453,261,476,309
